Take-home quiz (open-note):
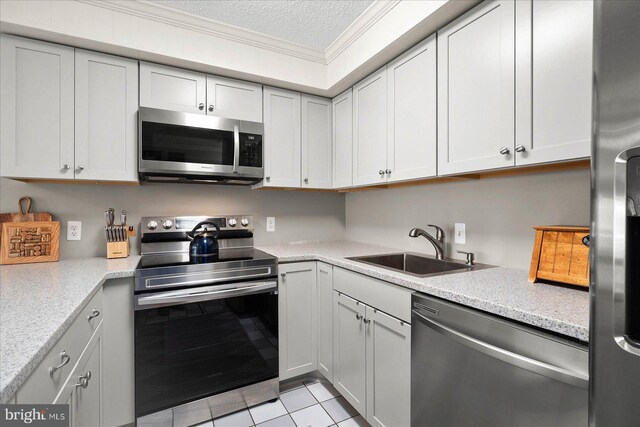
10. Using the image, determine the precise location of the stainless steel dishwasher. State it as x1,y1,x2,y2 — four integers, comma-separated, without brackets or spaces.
411,294,588,427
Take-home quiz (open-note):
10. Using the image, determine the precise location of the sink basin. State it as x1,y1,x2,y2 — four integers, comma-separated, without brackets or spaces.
348,253,490,278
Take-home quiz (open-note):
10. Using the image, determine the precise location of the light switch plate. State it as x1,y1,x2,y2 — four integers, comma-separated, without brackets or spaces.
266,217,276,232
67,221,82,240
454,223,466,244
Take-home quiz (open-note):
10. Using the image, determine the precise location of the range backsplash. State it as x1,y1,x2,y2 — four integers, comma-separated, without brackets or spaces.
0,178,346,259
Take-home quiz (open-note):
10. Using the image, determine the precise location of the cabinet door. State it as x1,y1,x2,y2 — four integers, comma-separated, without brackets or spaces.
515,0,592,165
206,75,262,122
72,332,103,427
302,95,332,189
353,68,388,186
366,308,411,427
387,35,437,182
74,50,138,181
0,35,74,179
317,263,334,382
263,87,301,187
278,262,317,381
333,292,367,415
437,0,516,175
332,89,353,189
139,62,206,114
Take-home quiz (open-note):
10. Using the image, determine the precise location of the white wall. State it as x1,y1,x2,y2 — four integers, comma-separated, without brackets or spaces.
345,169,591,270
0,178,346,259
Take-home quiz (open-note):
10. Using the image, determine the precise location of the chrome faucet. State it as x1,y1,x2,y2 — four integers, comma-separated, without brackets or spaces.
409,225,445,260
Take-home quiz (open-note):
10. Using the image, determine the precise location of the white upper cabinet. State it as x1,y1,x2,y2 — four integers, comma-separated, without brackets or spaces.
302,95,332,189
139,62,206,114
387,35,437,182
263,87,301,187
206,75,262,122
515,0,593,165
332,89,353,189
1,35,75,180
353,68,389,186
75,50,138,182
437,0,516,175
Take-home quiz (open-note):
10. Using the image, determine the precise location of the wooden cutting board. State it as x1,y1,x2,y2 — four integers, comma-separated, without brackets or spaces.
1,197,53,222
529,225,590,287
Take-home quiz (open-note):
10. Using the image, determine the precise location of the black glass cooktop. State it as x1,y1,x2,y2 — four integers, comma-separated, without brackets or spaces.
137,248,275,269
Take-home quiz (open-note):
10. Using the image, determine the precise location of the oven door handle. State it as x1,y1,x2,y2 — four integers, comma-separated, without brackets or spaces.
136,280,277,310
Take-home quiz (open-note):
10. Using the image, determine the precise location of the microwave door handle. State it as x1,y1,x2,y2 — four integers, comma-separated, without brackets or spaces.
233,124,240,173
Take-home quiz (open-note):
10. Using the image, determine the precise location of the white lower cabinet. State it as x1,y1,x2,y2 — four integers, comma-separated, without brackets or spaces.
333,268,412,427
278,262,318,380
55,324,104,427
317,262,334,382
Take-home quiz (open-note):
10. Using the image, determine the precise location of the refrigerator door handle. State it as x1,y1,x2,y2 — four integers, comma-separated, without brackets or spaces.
412,308,589,389
612,146,640,356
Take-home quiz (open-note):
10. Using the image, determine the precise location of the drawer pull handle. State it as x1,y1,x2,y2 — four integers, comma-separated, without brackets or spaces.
74,371,92,389
87,309,100,321
49,351,71,376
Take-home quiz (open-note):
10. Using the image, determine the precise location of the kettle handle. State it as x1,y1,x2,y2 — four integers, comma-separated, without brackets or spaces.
188,221,221,240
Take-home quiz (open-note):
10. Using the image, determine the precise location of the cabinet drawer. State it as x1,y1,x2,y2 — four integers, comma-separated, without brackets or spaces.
17,289,103,403
333,268,411,323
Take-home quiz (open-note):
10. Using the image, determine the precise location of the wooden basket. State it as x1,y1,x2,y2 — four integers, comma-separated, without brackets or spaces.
528,226,590,287
0,221,60,264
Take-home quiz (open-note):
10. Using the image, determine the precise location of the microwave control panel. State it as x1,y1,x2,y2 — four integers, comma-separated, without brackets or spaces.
239,133,263,168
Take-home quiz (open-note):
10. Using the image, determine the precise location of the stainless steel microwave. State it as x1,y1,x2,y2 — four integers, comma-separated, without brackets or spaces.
138,107,264,184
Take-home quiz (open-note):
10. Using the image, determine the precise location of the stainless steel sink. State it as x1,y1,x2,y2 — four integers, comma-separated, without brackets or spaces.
347,252,492,278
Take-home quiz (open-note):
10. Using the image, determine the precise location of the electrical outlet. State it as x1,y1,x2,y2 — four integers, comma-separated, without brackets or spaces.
454,223,466,244
67,221,82,241
266,217,276,232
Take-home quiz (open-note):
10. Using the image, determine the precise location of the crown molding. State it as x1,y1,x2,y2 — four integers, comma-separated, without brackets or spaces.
83,0,327,64
81,0,401,67
325,0,401,64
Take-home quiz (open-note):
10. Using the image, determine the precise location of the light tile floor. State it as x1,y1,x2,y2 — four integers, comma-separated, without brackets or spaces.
194,379,371,427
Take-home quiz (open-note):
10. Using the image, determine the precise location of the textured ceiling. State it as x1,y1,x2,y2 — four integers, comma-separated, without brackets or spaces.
150,0,374,50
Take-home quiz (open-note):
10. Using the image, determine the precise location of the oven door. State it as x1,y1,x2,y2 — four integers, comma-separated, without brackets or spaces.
139,107,239,176
134,279,278,417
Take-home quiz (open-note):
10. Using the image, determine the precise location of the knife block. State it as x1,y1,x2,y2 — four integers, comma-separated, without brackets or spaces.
106,227,136,259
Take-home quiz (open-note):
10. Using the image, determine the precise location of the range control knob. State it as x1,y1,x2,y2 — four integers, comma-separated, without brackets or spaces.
228,218,238,227
162,220,173,230
241,218,250,227
147,220,158,230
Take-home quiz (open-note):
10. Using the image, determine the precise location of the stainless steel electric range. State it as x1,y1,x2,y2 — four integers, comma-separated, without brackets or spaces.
135,215,279,427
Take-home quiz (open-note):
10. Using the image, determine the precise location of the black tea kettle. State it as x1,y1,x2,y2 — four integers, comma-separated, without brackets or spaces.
188,221,221,258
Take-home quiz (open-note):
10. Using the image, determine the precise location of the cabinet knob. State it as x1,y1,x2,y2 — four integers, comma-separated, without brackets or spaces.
266,176,271,182
379,170,385,176
385,169,391,175
61,164,70,172
363,318,371,324
208,105,214,112
198,103,204,110
87,308,100,321
76,165,85,172
515,144,527,153
499,147,510,155
304,178,309,184
356,313,363,321
281,272,287,278
74,371,92,389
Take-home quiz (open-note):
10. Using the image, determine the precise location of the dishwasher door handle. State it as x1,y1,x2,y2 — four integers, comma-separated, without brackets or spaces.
412,309,589,389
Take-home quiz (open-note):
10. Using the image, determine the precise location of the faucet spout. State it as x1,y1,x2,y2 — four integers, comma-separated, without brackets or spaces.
409,226,445,260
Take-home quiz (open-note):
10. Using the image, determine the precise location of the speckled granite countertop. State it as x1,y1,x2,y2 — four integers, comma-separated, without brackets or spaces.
0,257,140,403
0,240,591,403
257,241,590,343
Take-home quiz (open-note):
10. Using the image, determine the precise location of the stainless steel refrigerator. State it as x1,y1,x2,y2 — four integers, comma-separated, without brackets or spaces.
590,1,640,425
